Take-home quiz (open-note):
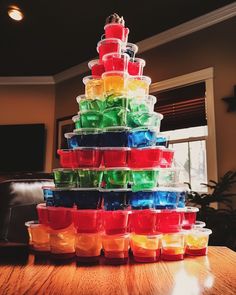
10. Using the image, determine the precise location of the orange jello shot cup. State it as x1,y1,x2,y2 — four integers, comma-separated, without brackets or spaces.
25,221,50,252
161,232,186,261
185,228,212,256
126,75,151,99
102,71,128,96
75,232,102,263
102,233,130,264
130,233,162,263
82,76,104,99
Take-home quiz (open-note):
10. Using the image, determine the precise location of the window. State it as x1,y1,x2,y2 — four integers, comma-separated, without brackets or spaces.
150,68,217,192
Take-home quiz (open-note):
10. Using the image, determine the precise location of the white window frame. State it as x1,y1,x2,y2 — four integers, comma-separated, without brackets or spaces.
150,67,218,185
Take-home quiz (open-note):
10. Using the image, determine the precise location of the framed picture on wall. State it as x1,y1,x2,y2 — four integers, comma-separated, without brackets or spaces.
56,115,74,158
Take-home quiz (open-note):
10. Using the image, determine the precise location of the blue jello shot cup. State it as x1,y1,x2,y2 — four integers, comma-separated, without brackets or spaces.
42,186,55,206
100,189,131,210
130,190,155,210
100,127,129,147
154,187,180,209
128,128,157,148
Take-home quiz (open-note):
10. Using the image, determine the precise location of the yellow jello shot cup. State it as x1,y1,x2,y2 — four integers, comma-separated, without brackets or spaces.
83,76,104,99
185,228,212,256
161,232,186,261
126,75,151,99
102,71,128,97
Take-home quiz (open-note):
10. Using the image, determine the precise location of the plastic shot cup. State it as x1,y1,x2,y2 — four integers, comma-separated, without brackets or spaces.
76,94,105,112
156,136,168,147
123,43,138,58
161,232,186,261
160,148,175,168
52,188,75,208
185,228,212,256
103,107,128,128
130,233,162,263
102,147,129,168
104,23,129,43
193,221,206,229
128,95,156,113
129,209,158,235
127,112,163,129
42,186,55,207
74,128,102,147
97,38,122,61
101,189,131,210
128,147,163,168
75,232,102,263
73,148,103,168
73,111,103,129
73,209,102,233
73,189,102,209
158,168,179,187
37,203,49,226
25,221,50,252
47,207,74,231
102,210,131,235
104,94,128,109
103,52,130,72
100,127,129,147
154,187,182,209
128,58,146,76
156,209,185,233
88,59,105,77
102,168,130,189
130,169,159,191
82,76,104,99
57,149,74,168
126,75,151,99
64,132,80,149
102,71,128,97
128,128,157,148
77,169,103,188
130,190,155,210
102,233,130,264
182,207,199,230
53,168,77,188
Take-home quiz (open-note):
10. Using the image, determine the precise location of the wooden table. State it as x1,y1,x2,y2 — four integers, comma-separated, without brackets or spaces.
0,247,235,295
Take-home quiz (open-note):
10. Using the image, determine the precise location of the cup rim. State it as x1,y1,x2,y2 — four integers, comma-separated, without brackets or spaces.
82,75,102,84
185,206,199,212
53,168,75,172
127,75,151,84
97,38,122,48
104,23,125,29
102,52,130,62
99,188,132,192
74,128,103,134
193,221,206,228
190,228,212,235
125,42,139,53
101,70,129,78
88,59,103,69
25,220,40,227
103,167,130,171
64,132,77,139
100,147,130,151
129,57,145,66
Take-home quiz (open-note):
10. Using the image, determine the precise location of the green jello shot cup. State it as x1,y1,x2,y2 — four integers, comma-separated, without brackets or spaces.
130,169,159,192
77,169,103,188
127,112,163,129
53,168,78,188
104,95,128,109
128,95,157,113
103,107,128,128
73,111,103,129
76,95,105,112
103,168,130,189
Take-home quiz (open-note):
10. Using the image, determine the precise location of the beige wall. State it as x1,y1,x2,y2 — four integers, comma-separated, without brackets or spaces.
0,85,55,172
54,18,236,179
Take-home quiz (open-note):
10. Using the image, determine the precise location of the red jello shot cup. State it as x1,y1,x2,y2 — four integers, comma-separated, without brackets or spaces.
47,207,73,230
104,23,129,43
57,149,75,168
160,148,175,168
102,147,129,168
182,207,199,230
73,147,103,168
97,38,122,61
102,53,130,72
73,209,102,233
128,58,146,76
88,59,105,77
102,210,131,235
156,209,185,233
128,147,163,168
37,203,49,226
130,209,158,235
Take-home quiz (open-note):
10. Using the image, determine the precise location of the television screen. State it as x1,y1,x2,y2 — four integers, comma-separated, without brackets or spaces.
0,124,45,172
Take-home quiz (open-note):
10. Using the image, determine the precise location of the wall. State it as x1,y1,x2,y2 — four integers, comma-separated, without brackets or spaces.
0,85,55,172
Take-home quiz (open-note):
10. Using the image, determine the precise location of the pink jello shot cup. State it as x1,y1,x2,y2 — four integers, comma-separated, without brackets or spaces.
97,38,122,61
88,59,105,77
128,58,146,76
102,53,130,72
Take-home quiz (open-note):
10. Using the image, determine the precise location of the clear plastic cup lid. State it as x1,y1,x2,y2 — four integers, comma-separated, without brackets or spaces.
104,126,131,132
77,167,104,172
125,43,138,53
131,168,159,172
185,206,199,213
102,52,130,62
53,168,75,172
64,132,77,139
42,185,55,190
155,186,188,192
74,147,101,151
88,59,102,69
100,147,130,151
76,94,87,103
128,75,152,85
129,127,158,133
71,188,101,192
99,188,132,192
102,71,129,78
25,220,40,227
191,228,212,235
103,167,130,171
82,75,102,84
74,128,103,134
129,57,145,66
193,221,206,229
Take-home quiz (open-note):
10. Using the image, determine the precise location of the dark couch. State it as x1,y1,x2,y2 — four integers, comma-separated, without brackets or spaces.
0,173,53,243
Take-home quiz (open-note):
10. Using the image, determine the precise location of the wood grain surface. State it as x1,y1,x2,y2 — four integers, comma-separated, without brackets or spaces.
0,247,235,295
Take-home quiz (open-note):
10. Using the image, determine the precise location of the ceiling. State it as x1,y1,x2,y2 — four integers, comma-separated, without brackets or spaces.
0,0,235,76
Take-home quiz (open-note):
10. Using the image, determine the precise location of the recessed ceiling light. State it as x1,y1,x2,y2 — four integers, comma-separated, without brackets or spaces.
8,5,24,21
